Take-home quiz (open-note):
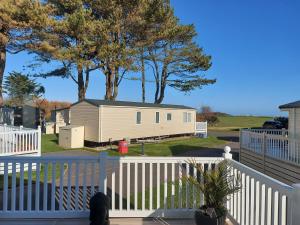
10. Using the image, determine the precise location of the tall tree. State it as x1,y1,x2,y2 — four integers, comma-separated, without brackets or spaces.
3,71,45,105
147,23,215,104
89,0,147,100
133,0,174,102
30,0,101,101
0,0,44,105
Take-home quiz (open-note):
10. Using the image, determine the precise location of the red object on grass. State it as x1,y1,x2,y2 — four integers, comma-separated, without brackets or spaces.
118,140,128,154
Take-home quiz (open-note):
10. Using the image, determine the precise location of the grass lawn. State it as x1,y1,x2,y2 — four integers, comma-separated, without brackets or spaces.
41,134,65,153
0,163,66,190
108,136,226,157
130,180,199,210
209,116,272,131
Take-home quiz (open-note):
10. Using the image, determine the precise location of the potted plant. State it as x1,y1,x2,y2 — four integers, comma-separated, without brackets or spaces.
183,160,241,225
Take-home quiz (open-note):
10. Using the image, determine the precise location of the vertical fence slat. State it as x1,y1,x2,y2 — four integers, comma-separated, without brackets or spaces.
112,161,116,211
142,162,145,211
255,181,260,225
171,163,175,209
27,162,33,212
149,162,153,211
43,162,48,212
51,162,56,212
11,162,16,212
164,163,167,209
261,184,266,225
3,162,8,211
156,162,160,209
178,162,182,209
186,163,189,208
19,162,24,212
67,161,72,211
35,162,40,211
134,162,138,211
59,162,64,211
127,162,131,211
119,162,123,210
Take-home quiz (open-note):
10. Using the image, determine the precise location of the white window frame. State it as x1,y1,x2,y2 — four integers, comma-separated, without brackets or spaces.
167,113,172,121
155,112,160,123
183,112,192,123
136,111,141,124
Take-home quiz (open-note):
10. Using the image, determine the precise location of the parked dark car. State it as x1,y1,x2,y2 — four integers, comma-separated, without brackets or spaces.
262,120,284,129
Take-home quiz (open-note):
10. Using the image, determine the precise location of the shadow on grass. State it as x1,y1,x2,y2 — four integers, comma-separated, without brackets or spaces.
170,145,239,161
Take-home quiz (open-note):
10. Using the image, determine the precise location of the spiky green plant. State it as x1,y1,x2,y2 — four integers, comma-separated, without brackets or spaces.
183,159,241,218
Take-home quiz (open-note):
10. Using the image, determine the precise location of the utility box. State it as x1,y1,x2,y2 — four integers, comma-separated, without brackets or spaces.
45,122,55,134
59,125,84,149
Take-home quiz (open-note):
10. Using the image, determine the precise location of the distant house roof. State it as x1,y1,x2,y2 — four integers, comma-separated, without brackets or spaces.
72,99,195,110
51,107,70,112
279,100,300,109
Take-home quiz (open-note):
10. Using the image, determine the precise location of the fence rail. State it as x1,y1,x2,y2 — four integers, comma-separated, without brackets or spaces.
1,149,300,225
227,160,293,225
0,125,41,157
241,129,300,165
195,121,207,138
0,154,223,218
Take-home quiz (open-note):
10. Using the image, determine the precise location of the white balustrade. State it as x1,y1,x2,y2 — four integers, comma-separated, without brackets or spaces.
0,146,299,225
0,124,41,157
241,129,300,165
195,121,208,138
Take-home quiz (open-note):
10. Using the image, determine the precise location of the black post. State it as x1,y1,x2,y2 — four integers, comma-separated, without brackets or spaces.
141,142,145,155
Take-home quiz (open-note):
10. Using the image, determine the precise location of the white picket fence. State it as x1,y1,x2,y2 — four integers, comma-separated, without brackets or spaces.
1,148,299,224
241,129,300,165
0,124,41,157
195,121,207,138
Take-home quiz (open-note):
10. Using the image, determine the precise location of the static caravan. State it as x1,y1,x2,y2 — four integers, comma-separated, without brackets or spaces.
51,107,71,125
70,99,196,143
279,100,300,139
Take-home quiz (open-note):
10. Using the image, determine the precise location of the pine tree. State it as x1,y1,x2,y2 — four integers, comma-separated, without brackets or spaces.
0,0,45,105
4,71,45,106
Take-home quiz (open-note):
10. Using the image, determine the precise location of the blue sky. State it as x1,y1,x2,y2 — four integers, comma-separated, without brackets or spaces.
5,0,300,116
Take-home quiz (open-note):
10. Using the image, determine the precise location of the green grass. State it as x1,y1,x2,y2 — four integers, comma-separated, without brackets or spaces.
0,163,66,190
41,134,84,153
209,116,272,131
108,136,226,157
127,180,199,210
41,134,65,153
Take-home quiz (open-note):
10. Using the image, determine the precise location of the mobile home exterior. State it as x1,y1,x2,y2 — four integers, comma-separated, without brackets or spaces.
70,99,196,142
279,100,300,139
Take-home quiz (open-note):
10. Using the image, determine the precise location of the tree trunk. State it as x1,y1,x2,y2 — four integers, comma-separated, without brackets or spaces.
155,84,165,104
105,70,113,100
0,46,6,106
77,64,85,101
141,57,145,103
155,67,167,104
112,69,119,100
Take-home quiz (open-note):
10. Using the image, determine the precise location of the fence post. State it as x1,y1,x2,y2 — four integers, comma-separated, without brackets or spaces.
4,123,7,132
99,152,108,193
290,183,300,225
262,132,266,173
239,129,242,162
37,125,41,156
223,146,232,159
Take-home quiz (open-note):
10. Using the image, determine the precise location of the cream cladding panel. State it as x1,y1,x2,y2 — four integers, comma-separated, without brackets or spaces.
100,106,195,142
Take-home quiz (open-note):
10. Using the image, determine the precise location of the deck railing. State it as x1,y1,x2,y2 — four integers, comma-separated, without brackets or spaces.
195,121,207,137
241,129,300,165
1,148,299,225
0,124,41,157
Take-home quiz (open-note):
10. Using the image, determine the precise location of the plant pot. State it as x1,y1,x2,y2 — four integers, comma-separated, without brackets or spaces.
194,210,225,225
